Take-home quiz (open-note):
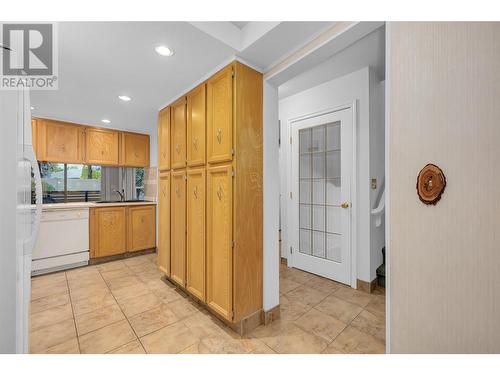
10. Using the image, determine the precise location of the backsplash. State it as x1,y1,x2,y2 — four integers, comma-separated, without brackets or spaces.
144,166,158,201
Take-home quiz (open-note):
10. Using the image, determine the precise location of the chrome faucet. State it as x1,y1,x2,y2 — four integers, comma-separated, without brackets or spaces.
113,189,125,202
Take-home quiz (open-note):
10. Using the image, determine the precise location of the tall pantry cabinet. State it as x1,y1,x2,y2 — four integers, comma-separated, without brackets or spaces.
157,61,263,331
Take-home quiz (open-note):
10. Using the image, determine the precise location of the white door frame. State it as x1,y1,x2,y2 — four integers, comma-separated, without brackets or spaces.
286,101,358,288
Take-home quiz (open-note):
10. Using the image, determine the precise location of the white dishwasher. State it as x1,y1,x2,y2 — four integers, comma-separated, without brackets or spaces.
32,207,90,275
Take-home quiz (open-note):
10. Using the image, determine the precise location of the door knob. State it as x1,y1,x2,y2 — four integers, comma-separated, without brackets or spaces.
216,128,222,144
341,202,349,209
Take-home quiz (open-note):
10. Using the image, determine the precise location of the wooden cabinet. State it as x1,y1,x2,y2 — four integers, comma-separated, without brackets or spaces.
186,167,206,301
90,206,127,258
156,61,262,330
158,106,171,171
170,170,186,286
120,132,150,167
34,119,86,163
158,172,171,276
171,98,187,169
86,128,120,165
127,205,156,252
187,84,206,167
207,164,233,319
207,65,233,164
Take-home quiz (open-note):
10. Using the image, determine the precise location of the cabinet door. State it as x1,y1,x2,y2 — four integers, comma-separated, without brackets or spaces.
158,107,171,171
171,170,186,286
127,205,156,252
90,207,126,258
187,84,206,166
158,172,171,275
207,65,233,164
186,167,206,301
206,164,233,320
86,128,120,165
121,132,150,167
38,119,85,163
171,98,187,169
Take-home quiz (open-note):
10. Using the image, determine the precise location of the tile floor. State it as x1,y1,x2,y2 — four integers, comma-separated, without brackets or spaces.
29,254,385,354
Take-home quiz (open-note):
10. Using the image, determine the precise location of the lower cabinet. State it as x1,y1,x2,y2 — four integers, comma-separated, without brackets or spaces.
127,205,156,252
186,167,206,301
206,164,233,320
158,172,171,275
90,205,156,258
170,170,186,286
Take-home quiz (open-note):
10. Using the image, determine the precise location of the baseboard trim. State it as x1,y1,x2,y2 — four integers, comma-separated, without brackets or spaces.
280,257,288,266
262,304,280,325
357,278,377,293
89,248,156,265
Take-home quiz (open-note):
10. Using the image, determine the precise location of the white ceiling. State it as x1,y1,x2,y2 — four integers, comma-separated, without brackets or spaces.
230,22,249,30
31,21,341,141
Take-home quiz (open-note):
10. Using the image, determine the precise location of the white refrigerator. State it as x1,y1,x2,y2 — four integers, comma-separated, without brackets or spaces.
0,86,42,353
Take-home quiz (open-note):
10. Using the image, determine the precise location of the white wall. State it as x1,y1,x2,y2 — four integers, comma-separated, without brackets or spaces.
0,91,18,353
388,22,500,353
279,67,385,284
263,81,280,311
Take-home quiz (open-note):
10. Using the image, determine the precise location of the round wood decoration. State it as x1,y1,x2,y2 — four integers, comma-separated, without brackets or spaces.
416,164,446,205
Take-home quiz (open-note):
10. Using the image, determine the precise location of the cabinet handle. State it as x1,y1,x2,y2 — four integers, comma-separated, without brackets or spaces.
217,185,223,200
176,144,180,154
193,185,198,199
193,137,198,150
216,128,222,144
176,186,180,196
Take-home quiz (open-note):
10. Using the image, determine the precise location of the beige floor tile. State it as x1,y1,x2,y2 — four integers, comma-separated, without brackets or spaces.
279,294,310,321
350,310,385,342
365,294,386,316
111,282,150,302
71,290,117,316
109,340,145,354
140,321,199,354
304,276,343,295
251,320,327,354
79,320,136,354
141,277,170,291
179,344,200,354
322,344,346,354
30,318,76,353
123,256,150,267
152,285,184,304
30,303,73,332
281,268,315,285
279,277,301,294
285,285,329,308
128,262,160,275
315,295,363,324
69,282,109,302
31,280,68,301
97,260,127,273
30,292,70,314
328,326,385,354
118,292,161,318
75,303,125,336
334,286,373,308
183,311,227,339
100,267,134,282
238,337,277,354
107,275,140,290
294,308,347,342
31,272,66,289
67,274,106,291
41,337,80,354
167,298,202,320
193,336,247,354
129,303,180,337
66,266,100,280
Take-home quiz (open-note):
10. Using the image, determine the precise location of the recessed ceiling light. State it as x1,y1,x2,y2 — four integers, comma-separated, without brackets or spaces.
118,95,132,102
101,119,111,124
155,45,174,57
30,106,35,110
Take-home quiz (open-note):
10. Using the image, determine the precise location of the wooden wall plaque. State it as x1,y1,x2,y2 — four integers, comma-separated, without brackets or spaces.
416,164,446,205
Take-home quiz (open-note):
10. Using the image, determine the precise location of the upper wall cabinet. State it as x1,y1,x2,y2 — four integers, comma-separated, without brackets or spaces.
86,128,120,166
187,84,206,167
207,65,233,164
158,106,171,171
121,132,150,167
171,98,187,169
34,119,86,163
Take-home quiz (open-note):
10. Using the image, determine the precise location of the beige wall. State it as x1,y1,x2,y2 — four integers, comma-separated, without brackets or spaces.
389,22,500,353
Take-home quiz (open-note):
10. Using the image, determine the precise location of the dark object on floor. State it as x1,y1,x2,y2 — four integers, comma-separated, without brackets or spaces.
376,247,385,288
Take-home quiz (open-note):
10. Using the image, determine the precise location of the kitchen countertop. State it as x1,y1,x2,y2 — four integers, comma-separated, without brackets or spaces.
41,201,157,211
